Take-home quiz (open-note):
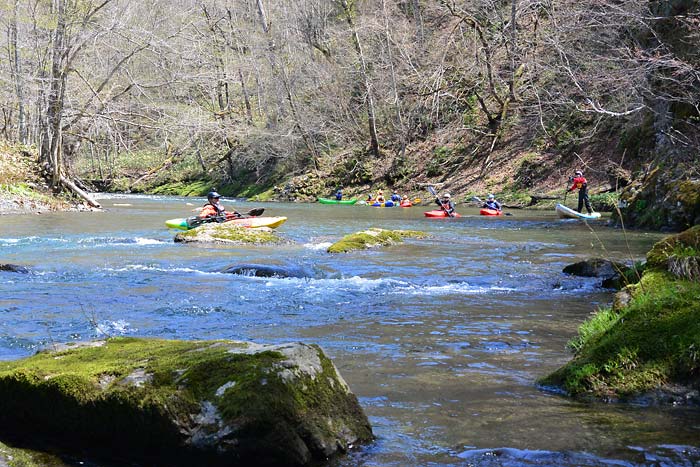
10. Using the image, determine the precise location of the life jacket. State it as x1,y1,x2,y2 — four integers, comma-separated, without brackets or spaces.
570,176,587,191
200,202,224,218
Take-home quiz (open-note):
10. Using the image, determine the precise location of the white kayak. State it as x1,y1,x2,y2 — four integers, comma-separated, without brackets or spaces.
555,203,601,220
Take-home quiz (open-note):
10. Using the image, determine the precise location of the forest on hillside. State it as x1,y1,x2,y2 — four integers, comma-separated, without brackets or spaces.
0,0,698,215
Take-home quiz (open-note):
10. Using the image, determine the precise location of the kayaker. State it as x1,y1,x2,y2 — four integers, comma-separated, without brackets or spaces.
482,194,502,211
566,170,593,214
436,193,455,215
366,193,374,202
199,191,240,221
390,191,401,203
335,189,343,201
376,190,386,203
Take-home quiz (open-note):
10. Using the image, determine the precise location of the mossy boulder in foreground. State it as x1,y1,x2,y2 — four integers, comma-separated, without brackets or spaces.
540,227,700,405
174,222,284,245
327,228,428,253
0,338,373,466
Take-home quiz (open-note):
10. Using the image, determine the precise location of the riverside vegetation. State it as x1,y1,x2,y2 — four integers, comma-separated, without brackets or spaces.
0,1,697,229
541,226,700,404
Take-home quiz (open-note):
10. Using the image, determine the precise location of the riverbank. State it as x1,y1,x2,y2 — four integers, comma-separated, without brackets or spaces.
540,226,700,405
0,142,98,215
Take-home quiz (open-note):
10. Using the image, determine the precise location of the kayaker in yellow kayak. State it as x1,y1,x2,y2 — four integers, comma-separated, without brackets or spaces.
199,191,241,221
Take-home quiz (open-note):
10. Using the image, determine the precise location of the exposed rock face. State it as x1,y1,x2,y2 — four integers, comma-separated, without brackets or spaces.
174,223,285,245
0,338,373,467
619,167,700,232
327,228,428,253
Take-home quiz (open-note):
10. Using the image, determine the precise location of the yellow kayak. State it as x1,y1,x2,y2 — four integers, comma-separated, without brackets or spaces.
165,216,287,230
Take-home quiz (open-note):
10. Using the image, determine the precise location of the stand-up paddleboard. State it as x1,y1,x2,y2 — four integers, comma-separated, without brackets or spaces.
555,204,601,220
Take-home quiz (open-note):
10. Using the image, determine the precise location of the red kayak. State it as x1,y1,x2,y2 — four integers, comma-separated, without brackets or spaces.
480,208,503,216
400,201,412,208
423,210,461,218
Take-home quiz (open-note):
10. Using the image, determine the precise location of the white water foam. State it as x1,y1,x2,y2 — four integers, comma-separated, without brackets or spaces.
303,241,333,250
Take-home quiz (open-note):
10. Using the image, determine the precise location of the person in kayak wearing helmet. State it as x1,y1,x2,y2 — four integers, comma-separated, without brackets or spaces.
335,189,343,201
390,191,401,203
199,191,240,222
375,190,386,203
436,192,455,216
482,194,502,211
566,170,593,214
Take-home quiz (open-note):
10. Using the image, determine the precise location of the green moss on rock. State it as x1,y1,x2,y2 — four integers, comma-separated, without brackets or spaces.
327,228,428,253
174,223,284,245
0,338,373,466
540,228,700,405
646,225,700,270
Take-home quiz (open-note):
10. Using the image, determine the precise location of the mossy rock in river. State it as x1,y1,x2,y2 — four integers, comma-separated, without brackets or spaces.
327,228,428,253
0,338,373,467
174,222,285,245
539,269,700,405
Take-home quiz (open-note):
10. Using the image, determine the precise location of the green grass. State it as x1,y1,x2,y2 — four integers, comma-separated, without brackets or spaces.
540,271,700,399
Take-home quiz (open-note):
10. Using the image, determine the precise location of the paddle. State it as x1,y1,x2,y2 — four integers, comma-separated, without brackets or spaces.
186,207,265,228
427,186,454,217
471,196,512,216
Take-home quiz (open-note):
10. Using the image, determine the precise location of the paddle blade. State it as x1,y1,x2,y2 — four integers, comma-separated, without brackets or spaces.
427,186,437,197
247,207,265,217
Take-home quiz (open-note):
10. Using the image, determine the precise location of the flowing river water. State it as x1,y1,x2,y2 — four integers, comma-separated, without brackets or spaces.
1,194,699,467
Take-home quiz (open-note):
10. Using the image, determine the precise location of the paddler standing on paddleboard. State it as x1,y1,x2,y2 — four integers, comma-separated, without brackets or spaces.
566,170,594,215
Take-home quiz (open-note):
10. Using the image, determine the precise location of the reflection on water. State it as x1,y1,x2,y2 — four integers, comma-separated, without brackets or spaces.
1,194,698,466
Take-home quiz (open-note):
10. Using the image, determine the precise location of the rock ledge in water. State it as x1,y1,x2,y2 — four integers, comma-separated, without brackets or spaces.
327,228,428,253
174,222,285,245
0,337,373,467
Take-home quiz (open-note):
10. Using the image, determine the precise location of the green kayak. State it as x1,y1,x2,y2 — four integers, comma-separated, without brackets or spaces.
318,198,358,205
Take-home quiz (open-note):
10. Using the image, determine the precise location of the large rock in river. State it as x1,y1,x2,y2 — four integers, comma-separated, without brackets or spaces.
327,228,428,253
0,338,373,466
174,222,285,245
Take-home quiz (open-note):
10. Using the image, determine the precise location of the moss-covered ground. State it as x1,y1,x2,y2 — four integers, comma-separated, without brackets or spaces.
540,227,700,403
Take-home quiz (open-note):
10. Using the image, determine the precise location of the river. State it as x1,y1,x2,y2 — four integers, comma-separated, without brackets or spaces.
1,194,698,467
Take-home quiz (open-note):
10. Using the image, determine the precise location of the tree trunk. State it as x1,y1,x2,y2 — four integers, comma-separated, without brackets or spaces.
10,0,28,143
46,0,68,187
339,0,380,158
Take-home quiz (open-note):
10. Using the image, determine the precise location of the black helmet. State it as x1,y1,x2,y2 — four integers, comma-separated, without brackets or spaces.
207,191,221,200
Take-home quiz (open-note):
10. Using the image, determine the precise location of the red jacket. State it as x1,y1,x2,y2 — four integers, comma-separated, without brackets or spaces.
568,176,587,192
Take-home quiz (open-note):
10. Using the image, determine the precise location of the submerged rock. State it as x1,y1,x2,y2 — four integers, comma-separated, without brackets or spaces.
0,263,30,273
221,263,312,278
562,258,631,288
562,258,628,278
174,222,285,245
327,228,428,253
0,338,373,467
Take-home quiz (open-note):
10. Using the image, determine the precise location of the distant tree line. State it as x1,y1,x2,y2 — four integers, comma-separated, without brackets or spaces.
0,0,697,195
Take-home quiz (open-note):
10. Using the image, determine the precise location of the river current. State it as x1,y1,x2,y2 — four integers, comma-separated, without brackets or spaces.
1,194,698,466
